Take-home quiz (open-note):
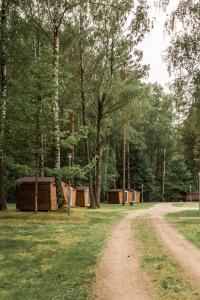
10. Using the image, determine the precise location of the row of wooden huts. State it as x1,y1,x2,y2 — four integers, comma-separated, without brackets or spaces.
107,189,140,204
186,192,200,201
16,177,90,211
16,177,141,211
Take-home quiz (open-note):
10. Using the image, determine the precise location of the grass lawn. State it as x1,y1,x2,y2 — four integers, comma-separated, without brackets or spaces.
134,217,200,300
173,202,199,208
167,209,200,250
0,202,154,300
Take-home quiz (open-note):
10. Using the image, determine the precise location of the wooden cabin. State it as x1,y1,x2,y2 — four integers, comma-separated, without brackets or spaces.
129,189,141,203
107,189,132,204
76,186,90,207
16,177,59,211
16,177,76,211
186,192,200,201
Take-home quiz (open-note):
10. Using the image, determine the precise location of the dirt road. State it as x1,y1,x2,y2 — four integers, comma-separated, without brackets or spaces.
95,203,200,300
95,208,154,300
151,203,200,286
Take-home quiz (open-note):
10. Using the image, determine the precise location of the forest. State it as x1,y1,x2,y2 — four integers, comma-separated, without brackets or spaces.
0,0,199,210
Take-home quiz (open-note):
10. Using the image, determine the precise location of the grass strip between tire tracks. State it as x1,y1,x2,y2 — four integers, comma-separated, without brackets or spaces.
134,216,200,300
167,209,200,250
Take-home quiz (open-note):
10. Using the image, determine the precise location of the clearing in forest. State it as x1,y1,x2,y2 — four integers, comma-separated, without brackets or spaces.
95,203,200,300
0,203,152,300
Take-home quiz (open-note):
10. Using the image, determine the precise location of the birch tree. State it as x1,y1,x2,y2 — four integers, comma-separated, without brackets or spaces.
0,0,9,210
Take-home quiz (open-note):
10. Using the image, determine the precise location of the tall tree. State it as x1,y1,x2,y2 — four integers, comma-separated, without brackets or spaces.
0,0,9,210
87,0,150,206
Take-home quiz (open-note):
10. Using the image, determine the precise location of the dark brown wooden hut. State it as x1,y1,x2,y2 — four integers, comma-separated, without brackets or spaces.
16,177,58,211
16,177,73,211
129,189,141,203
76,187,90,207
186,192,200,201
107,189,132,204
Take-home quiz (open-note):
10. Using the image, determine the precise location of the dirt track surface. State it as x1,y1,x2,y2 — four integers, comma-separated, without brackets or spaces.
151,203,200,286
95,203,200,300
95,208,154,300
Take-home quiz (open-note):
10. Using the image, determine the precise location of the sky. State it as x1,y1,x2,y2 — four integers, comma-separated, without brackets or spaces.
139,0,180,91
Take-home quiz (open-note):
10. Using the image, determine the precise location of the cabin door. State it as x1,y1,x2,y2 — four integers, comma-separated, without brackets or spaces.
87,191,90,207
125,191,129,204
68,187,73,207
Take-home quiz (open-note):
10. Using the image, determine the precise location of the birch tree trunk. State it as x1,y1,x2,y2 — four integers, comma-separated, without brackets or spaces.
53,23,64,208
95,97,103,207
32,37,44,178
161,146,166,202
122,128,126,205
113,138,117,189
35,109,39,213
127,139,130,189
0,0,8,210
39,134,44,176
104,145,109,201
53,26,60,170
33,37,42,213
70,112,75,166
79,14,95,207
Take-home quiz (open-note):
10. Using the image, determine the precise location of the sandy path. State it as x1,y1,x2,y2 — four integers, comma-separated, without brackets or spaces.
95,203,200,300
95,209,155,300
151,203,200,286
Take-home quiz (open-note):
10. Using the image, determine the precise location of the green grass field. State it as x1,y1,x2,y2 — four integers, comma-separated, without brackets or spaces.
173,202,199,208
134,217,200,300
167,209,200,250
0,203,153,300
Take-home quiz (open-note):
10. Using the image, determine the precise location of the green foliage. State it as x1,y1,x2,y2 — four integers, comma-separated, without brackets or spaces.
165,154,194,201
181,78,200,180
166,0,200,98
2,0,194,205
61,126,88,150
5,158,34,199
45,157,97,181
129,145,156,201
101,146,119,198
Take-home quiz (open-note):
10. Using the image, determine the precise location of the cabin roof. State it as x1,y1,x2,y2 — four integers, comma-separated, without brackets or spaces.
109,189,139,192
109,189,123,192
76,186,89,191
17,177,71,185
18,177,55,184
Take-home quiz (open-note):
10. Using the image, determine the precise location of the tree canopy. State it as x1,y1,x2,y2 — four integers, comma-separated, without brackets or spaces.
0,0,198,210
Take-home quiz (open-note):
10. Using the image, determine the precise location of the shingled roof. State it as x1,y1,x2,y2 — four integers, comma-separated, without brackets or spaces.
17,177,55,184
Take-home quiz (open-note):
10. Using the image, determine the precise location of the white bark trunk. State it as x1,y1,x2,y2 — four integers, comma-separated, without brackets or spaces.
53,29,60,169
162,146,166,202
122,129,126,205
0,0,8,210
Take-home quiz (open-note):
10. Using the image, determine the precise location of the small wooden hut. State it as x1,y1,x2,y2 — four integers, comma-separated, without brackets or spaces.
186,192,200,201
107,189,132,204
129,189,141,203
76,186,90,207
16,177,76,211
16,177,59,211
